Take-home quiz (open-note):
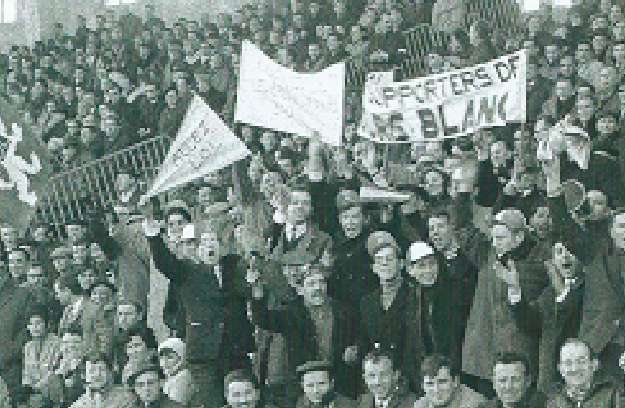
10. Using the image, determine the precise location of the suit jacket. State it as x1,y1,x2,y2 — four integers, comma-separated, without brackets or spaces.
579,243,625,356
148,236,253,367
476,159,511,208
511,280,584,392
433,250,479,372
358,282,422,389
329,230,377,319
251,296,357,396
270,223,332,265
357,391,416,408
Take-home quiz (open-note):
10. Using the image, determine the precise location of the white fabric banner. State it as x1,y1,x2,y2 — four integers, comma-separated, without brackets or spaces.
235,40,345,146
359,50,527,143
142,96,250,203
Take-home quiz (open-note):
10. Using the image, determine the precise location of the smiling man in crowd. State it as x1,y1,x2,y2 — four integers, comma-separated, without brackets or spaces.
415,354,485,408
480,353,545,408
546,339,618,407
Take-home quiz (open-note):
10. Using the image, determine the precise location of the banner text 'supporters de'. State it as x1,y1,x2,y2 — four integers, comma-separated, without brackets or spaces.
359,50,527,143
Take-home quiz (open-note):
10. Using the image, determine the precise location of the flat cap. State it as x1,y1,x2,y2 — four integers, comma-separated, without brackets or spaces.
296,360,332,377
367,231,398,258
494,209,527,232
336,189,360,212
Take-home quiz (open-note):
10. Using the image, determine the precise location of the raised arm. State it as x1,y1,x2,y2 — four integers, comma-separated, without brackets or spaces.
144,219,187,284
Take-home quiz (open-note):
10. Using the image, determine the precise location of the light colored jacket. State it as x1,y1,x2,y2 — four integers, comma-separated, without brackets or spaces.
22,334,61,388
69,385,137,408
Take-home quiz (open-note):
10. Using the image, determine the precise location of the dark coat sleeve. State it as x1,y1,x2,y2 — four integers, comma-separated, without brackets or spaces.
148,235,187,285
476,160,499,207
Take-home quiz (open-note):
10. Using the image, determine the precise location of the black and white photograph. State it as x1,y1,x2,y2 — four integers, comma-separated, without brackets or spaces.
0,0,623,406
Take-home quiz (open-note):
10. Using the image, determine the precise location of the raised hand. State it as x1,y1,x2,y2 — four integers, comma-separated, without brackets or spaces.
142,218,163,237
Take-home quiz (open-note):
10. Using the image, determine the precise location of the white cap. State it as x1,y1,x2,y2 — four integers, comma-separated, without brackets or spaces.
158,337,186,358
408,241,435,261
181,224,196,240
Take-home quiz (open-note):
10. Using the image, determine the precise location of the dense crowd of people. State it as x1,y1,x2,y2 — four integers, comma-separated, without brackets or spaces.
3,0,625,407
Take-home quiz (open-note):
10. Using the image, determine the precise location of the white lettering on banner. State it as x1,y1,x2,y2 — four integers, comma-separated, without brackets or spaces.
360,50,527,143
235,41,345,147
141,96,250,204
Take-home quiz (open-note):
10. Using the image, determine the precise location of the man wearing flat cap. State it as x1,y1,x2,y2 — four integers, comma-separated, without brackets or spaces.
296,361,356,408
463,208,547,392
329,189,377,323
249,263,358,399
358,231,421,393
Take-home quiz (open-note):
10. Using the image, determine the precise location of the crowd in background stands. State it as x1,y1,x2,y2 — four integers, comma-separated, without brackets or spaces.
0,0,432,173
5,0,625,407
